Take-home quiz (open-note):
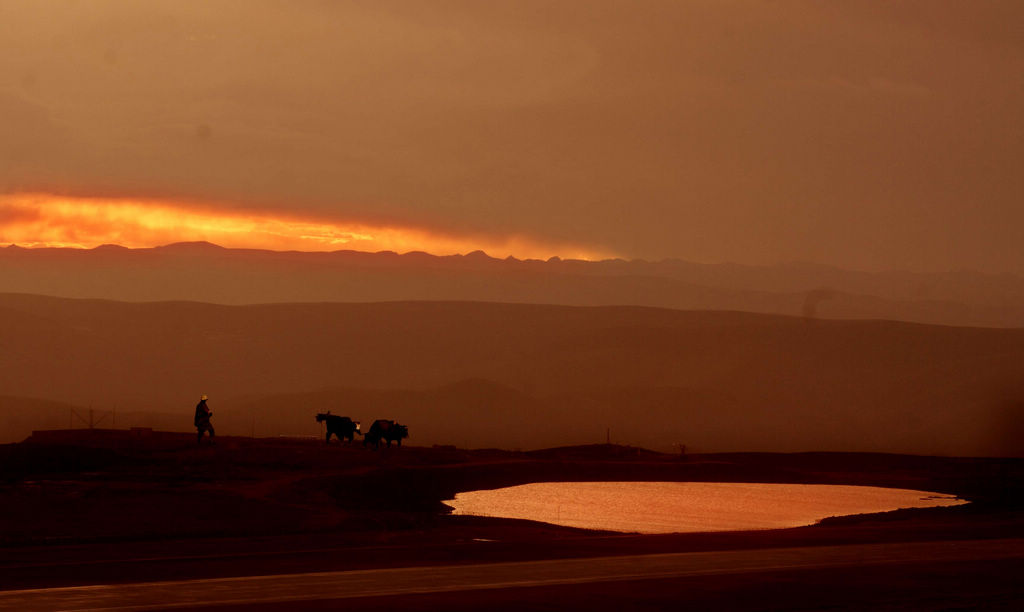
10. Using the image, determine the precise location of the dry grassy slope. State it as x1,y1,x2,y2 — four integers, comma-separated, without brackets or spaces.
1,294,1023,455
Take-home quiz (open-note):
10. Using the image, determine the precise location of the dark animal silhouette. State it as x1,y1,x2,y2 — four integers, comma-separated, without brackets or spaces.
363,419,409,449
316,412,361,444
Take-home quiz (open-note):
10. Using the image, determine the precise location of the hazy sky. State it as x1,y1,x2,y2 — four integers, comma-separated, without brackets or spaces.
1,1,1021,270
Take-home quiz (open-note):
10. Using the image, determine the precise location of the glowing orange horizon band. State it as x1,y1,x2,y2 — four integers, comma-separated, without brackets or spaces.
0,193,615,261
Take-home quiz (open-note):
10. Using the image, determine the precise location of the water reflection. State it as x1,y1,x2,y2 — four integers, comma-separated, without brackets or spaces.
444,482,966,533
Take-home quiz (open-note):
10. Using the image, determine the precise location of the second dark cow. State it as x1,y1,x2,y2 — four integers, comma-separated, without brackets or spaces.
363,419,409,449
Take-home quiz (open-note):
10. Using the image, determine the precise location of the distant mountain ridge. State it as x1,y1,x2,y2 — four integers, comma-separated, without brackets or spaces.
2,243,1023,327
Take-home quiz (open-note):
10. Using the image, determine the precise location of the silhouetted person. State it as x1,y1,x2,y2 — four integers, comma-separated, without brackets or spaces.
194,394,214,444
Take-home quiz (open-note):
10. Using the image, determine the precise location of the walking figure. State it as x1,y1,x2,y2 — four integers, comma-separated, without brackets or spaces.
194,394,215,444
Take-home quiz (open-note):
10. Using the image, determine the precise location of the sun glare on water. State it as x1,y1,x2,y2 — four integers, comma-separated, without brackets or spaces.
0,193,613,260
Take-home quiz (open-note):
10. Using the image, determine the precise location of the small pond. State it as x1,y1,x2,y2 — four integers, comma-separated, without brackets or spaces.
444,481,966,533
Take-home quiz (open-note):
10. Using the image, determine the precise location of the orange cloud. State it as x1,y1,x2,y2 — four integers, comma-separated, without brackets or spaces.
0,193,615,260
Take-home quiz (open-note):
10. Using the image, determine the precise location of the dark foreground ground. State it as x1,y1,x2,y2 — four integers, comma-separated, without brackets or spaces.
1,430,1022,610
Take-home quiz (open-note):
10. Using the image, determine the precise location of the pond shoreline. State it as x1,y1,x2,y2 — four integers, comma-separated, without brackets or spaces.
443,481,967,534
1,435,1022,598
325,446,1020,518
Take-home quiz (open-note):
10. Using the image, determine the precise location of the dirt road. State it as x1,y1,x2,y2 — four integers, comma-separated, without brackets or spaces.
2,538,1021,611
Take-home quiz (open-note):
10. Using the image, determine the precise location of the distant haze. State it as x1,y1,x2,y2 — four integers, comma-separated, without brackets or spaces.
4,243,1024,327
2,294,1023,456
2,1,1023,273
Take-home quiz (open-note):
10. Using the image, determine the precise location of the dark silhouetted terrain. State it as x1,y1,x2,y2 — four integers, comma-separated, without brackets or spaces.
3,243,1024,327
2,434,1021,546
2,293,1023,455
1,434,1022,609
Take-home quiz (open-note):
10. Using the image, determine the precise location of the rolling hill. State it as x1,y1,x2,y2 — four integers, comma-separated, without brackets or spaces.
1,294,1022,455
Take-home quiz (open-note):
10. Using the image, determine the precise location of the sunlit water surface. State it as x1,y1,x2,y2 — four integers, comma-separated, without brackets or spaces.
444,482,966,533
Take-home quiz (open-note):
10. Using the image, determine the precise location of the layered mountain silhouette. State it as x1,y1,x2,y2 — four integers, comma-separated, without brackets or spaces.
2,243,1024,327
1,294,1022,455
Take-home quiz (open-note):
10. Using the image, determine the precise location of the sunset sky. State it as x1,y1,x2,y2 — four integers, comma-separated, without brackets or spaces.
1,1,1021,270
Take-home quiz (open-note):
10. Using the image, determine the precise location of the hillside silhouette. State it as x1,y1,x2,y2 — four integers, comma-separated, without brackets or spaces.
2,294,1022,456
3,243,1024,327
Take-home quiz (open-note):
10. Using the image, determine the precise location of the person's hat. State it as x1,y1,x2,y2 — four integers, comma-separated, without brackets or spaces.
201,394,208,400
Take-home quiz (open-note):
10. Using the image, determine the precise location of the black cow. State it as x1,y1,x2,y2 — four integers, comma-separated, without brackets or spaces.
316,412,361,444
363,419,409,449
